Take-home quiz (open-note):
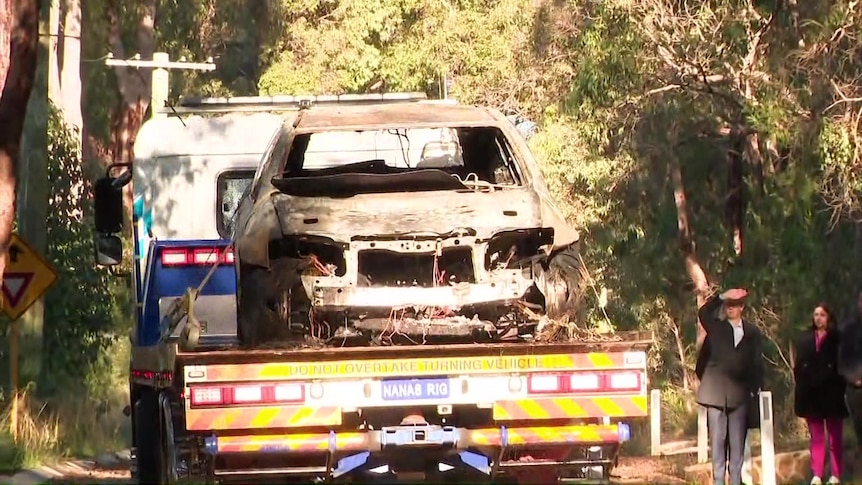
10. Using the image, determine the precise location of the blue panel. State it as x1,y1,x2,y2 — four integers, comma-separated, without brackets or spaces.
617,422,631,442
458,451,490,474
137,239,237,346
333,452,370,478
380,378,451,401
204,436,218,455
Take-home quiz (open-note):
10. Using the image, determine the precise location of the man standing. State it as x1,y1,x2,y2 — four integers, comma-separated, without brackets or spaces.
697,288,764,485
838,291,862,457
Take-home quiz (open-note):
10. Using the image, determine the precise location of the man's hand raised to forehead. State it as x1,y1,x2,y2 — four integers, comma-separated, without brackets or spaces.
720,288,748,301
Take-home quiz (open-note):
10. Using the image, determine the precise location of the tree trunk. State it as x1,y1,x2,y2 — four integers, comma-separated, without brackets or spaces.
669,150,711,349
107,0,155,231
726,134,745,257
0,0,40,285
78,0,108,185
60,0,82,136
670,318,693,392
0,0,10,83
47,0,60,103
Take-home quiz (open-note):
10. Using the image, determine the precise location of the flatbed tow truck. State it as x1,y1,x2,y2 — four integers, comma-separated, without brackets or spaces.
92,93,653,484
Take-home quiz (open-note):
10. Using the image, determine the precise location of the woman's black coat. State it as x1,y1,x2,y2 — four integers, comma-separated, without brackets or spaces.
794,328,848,419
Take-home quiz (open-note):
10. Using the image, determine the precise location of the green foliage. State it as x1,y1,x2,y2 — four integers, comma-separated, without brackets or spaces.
40,105,131,397
60,0,862,456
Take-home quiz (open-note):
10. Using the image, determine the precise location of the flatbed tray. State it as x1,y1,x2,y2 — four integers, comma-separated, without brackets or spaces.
175,330,654,366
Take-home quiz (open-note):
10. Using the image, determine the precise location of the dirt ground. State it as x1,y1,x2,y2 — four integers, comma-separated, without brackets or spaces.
612,456,690,484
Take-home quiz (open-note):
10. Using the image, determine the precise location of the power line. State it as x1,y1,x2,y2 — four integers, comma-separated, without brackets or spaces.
105,52,217,120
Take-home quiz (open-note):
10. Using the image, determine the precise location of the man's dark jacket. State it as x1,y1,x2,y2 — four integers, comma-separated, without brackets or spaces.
696,294,764,409
838,314,862,387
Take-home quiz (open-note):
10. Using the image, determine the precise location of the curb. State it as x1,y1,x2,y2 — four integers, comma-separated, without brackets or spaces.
1,460,95,485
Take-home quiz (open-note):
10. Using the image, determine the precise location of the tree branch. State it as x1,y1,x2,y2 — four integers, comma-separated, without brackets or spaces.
0,0,39,282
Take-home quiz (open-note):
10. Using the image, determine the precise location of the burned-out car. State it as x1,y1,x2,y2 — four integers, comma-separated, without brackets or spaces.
232,98,584,347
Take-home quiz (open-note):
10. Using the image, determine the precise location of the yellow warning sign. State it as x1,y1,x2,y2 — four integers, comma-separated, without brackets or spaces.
0,233,58,320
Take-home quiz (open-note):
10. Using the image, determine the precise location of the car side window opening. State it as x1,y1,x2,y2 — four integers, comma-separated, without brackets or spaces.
280,126,522,186
251,130,293,201
217,170,256,238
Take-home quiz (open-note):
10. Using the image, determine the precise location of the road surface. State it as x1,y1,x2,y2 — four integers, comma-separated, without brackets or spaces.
36,456,688,485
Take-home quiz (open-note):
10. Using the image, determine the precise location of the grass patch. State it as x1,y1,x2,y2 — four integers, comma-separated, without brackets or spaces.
0,388,130,472
0,390,62,472
0,340,131,473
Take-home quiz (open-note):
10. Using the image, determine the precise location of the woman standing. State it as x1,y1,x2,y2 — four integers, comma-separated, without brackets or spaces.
794,303,848,485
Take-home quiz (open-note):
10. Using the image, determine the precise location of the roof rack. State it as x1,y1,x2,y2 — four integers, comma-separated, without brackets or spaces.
158,92,430,115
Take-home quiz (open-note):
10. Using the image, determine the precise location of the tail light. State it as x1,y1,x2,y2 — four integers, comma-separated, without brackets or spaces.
608,372,642,392
190,387,225,406
188,383,306,407
527,374,563,393
527,371,643,395
161,246,235,266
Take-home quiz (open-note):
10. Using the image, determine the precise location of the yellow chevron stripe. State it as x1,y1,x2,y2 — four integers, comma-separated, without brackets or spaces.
251,407,279,428
594,396,625,416
286,406,314,426
519,398,551,419
552,397,589,417
587,353,615,368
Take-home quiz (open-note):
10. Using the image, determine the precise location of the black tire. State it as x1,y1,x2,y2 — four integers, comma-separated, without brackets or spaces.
540,243,586,321
135,390,165,485
237,260,310,347
237,264,286,346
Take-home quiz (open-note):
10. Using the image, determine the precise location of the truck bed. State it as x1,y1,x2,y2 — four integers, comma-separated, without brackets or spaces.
171,329,653,483
175,330,653,366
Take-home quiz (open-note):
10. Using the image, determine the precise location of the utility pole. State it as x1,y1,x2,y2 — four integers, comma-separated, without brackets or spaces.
105,52,216,119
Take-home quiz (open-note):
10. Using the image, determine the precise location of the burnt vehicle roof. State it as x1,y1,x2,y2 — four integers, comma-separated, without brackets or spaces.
291,103,500,132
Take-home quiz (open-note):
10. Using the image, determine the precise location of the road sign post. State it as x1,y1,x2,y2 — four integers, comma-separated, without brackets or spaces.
1,233,58,440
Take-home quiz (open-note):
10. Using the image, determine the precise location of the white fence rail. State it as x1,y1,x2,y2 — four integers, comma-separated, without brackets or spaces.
649,389,776,485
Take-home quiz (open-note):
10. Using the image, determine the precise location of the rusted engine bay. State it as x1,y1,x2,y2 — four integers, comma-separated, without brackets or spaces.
240,227,566,347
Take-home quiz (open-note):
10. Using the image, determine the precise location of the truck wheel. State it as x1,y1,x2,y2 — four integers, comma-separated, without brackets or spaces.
159,393,179,484
134,391,165,484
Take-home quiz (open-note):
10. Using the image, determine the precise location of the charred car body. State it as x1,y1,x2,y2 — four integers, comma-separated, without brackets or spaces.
232,100,584,347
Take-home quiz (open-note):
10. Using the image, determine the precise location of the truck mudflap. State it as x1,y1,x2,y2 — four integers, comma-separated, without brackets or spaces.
203,423,630,483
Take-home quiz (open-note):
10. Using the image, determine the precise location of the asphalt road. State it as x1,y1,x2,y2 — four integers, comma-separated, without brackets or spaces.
40,456,687,485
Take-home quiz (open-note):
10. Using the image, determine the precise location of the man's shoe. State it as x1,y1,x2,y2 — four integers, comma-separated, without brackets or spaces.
811,477,823,485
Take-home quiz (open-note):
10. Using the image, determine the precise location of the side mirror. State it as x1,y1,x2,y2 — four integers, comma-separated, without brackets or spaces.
94,176,125,234
94,163,131,234
95,233,123,266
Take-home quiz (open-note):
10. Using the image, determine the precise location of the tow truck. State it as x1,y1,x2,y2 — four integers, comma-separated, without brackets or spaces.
92,93,653,484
